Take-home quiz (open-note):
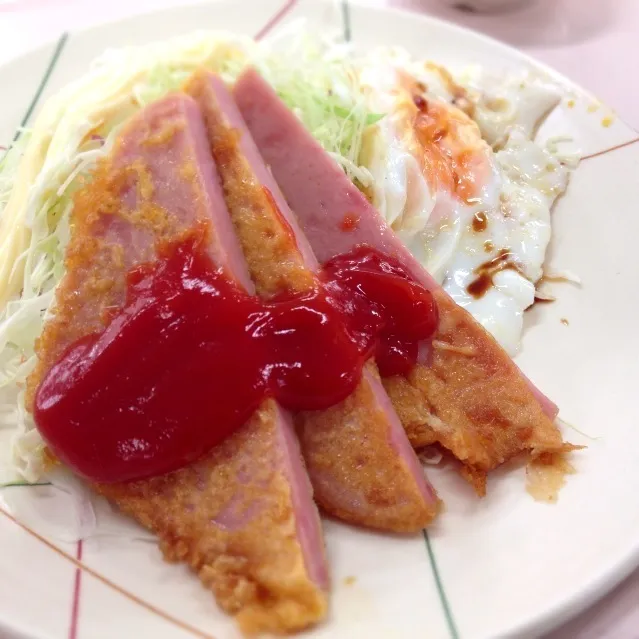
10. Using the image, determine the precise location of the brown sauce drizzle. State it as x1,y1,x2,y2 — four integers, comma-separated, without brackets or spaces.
483,240,494,253
413,93,428,112
467,249,524,299
472,211,488,233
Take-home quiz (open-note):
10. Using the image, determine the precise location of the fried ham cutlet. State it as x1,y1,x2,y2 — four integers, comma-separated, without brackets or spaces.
234,68,569,496
27,94,328,634
186,70,440,533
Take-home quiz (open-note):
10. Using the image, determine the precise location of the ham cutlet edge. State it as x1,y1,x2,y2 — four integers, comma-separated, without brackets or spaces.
27,92,329,634
185,69,440,532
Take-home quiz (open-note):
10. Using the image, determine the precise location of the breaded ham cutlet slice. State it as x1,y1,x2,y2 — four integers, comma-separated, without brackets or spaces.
27,94,328,634
234,68,568,495
186,70,440,533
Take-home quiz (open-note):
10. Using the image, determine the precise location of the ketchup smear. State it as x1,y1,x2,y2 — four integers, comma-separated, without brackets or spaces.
35,236,438,484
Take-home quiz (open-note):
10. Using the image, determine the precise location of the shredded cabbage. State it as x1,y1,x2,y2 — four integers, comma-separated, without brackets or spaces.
0,28,381,480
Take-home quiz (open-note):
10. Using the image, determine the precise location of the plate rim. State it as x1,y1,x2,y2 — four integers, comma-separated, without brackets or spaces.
0,1,637,638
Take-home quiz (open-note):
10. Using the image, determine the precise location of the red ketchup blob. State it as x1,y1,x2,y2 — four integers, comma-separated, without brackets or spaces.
35,238,438,484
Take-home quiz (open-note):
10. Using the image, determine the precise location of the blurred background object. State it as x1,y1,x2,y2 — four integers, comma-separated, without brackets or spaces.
398,0,618,47
437,0,530,13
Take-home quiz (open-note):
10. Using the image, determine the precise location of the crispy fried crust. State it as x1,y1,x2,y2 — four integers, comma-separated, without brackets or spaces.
381,375,439,449
188,71,440,531
98,400,327,635
212,127,315,298
299,362,441,531
384,290,565,491
186,75,314,299
27,96,327,634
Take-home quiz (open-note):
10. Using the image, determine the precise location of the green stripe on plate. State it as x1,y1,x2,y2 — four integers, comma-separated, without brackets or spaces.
341,0,352,42
9,31,69,147
0,482,52,488
339,3,457,634
424,530,461,639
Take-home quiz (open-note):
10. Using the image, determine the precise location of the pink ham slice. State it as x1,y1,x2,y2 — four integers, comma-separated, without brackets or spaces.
186,70,440,532
234,68,566,494
28,94,328,634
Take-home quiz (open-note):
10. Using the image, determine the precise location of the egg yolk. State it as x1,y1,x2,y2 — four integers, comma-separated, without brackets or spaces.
392,72,493,204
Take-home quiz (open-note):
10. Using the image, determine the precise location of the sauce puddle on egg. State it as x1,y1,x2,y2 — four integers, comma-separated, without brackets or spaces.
466,249,526,299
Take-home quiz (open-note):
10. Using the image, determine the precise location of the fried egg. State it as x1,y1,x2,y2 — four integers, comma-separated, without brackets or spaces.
359,50,570,355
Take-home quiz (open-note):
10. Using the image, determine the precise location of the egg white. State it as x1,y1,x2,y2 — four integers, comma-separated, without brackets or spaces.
358,51,571,355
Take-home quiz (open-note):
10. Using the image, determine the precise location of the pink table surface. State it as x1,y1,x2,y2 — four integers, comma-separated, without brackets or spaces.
0,1,637,637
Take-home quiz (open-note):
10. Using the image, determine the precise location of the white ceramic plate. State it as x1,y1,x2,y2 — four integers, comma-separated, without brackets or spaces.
1,2,638,638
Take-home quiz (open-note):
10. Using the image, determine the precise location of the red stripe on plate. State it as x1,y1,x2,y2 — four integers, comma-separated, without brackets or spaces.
581,137,639,161
68,540,83,639
254,0,299,41
0,506,214,639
